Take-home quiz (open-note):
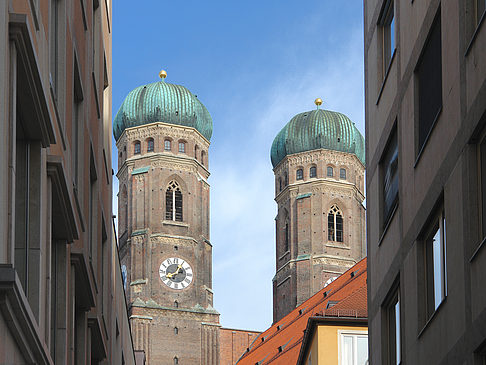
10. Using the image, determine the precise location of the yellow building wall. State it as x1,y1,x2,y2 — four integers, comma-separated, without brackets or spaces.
307,324,367,365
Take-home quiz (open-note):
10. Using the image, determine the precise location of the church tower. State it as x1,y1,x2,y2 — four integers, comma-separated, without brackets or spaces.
114,71,219,364
270,99,366,322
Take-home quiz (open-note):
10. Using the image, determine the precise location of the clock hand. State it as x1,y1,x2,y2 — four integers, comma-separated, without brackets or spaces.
166,265,183,279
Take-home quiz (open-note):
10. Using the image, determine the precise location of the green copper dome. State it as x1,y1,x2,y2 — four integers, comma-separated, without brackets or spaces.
113,79,212,141
270,108,365,168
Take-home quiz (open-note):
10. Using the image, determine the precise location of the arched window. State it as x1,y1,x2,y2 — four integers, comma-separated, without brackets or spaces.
134,141,141,154
278,177,282,192
164,139,171,151
328,205,343,242
296,168,303,180
201,151,206,166
166,181,183,221
147,138,154,152
174,356,179,365
194,145,199,160
340,168,346,179
178,141,185,153
174,300,179,308
310,166,317,178
174,327,179,335
327,166,334,177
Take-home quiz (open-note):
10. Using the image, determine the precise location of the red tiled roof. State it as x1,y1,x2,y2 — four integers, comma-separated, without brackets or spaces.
236,258,367,365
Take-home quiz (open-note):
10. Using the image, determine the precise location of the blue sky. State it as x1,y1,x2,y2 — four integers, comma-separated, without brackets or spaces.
112,1,364,331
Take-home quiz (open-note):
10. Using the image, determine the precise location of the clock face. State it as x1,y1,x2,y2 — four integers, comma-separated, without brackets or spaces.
159,257,193,290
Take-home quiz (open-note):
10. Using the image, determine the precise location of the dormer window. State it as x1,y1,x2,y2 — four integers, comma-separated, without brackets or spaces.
164,139,171,151
134,141,141,154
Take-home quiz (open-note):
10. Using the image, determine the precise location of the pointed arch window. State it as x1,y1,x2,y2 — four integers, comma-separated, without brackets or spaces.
166,181,183,221
328,205,343,242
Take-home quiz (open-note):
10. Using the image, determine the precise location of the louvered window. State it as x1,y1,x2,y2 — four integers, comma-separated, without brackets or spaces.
166,181,183,222
328,205,343,242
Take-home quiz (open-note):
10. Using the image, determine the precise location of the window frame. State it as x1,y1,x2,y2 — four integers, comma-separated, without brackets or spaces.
381,125,399,233
338,329,368,365
178,141,185,153
379,0,396,80
382,285,401,365
415,10,442,161
165,181,183,222
134,141,141,155
327,166,334,177
310,166,317,178
147,138,154,152
340,168,347,180
296,168,304,181
328,205,344,243
164,139,172,151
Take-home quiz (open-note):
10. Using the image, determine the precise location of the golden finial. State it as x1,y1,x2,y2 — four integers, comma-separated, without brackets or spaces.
314,98,323,107
159,70,167,79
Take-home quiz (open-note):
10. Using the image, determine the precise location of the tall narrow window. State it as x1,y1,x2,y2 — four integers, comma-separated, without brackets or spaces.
178,142,185,153
384,288,400,365
379,0,396,77
284,222,289,252
72,59,83,187
416,13,442,154
296,169,303,180
49,0,59,96
201,151,206,166
476,0,486,25
147,138,154,152
328,205,343,242
194,145,199,160
284,172,288,186
340,168,347,179
166,181,183,222
278,177,282,192
134,141,141,154
174,357,179,365
382,127,398,228
424,210,447,317
327,166,334,177
164,139,171,151
479,135,486,242
310,166,317,178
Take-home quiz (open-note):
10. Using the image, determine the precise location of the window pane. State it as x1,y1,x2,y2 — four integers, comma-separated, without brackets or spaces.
417,15,442,152
328,213,335,241
340,168,346,179
383,129,398,225
179,142,185,153
395,299,401,365
297,169,303,180
432,227,442,309
147,139,154,152
327,167,333,177
165,140,171,151
336,214,343,242
310,166,316,178
134,143,140,154
342,335,353,365
481,138,486,239
390,13,395,57
357,336,368,365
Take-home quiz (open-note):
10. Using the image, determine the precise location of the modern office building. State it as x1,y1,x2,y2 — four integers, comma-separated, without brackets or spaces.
270,100,366,322
365,0,486,363
0,0,137,363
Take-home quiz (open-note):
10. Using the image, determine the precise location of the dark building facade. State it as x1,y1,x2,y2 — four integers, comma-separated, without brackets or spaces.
0,0,136,363
365,0,486,363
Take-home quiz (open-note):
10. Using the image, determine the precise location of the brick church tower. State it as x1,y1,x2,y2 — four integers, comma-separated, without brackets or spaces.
114,71,220,364
270,99,366,322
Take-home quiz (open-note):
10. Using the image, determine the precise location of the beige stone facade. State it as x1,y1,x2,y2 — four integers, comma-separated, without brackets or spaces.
365,0,486,363
0,0,137,363
117,122,220,364
272,148,366,322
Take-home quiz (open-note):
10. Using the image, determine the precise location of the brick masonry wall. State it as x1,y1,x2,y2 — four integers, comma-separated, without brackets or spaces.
219,328,261,365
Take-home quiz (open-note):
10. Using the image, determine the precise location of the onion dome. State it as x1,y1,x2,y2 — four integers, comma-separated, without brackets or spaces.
270,99,365,168
113,70,212,141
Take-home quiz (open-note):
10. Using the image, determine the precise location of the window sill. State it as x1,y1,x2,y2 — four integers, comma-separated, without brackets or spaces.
278,251,290,261
414,106,443,168
376,48,397,105
325,243,351,250
470,236,486,262
417,296,447,339
465,10,486,57
162,220,188,228
378,200,399,247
